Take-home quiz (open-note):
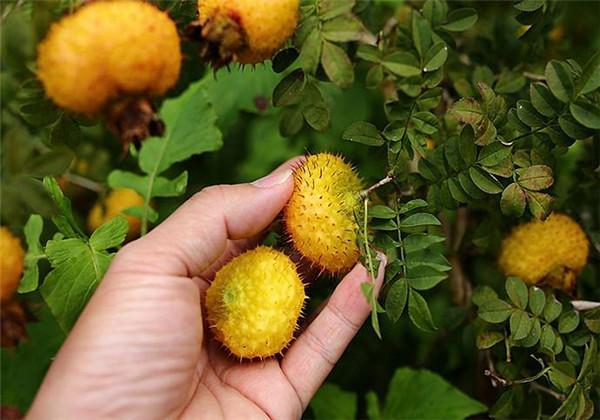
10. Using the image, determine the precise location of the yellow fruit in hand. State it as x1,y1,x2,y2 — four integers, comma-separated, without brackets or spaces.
284,153,363,273
0,227,25,303
205,246,305,359
197,0,299,65
498,213,589,291
88,189,145,239
37,0,181,116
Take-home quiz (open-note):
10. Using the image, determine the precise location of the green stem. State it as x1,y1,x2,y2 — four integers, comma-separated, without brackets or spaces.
395,207,408,279
363,197,377,284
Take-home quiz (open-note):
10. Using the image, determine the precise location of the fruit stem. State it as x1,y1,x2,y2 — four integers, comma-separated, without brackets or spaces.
63,173,106,193
360,175,394,199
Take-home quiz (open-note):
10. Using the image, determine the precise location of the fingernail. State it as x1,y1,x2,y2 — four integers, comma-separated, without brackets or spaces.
251,169,293,188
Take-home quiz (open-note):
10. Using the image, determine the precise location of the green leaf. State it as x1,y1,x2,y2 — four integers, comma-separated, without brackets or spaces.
458,126,477,166
0,306,64,413
459,171,487,200
490,389,516,418
514,0,545,12
516,100,546,127
356,44,381,63
577,337,597,380
495,70,526,94
448,98,483,125
400,213,441,228
343,121,384,146
41,237,114,331
530,83,560,117
366,391,381,420
510,310,533,340
19,215,44,293
303,103,330,132
500,183,526,217
316,0,355,20
407,266,446,290
565,346,581,366
558,310,580,334
558,114,594,140
519,317,542,347
89,216,128,251
322,14,366,43
545,60,574,103
398,199,429,214
50,114,81,147
506,277,528,309
321,41,354,88
369,205,396,219
440,8,478,32
403,234,445,253
411,111,438,135
408,288,437,331
472,286,498,306
544,294,563,323
299,30,322,75
549,362,576,392
423,0,448,26
526,191,554,220
139,81,223,175
447,177,470,203
271,47,299,73
569,101,600,129
577,51,600,95
382,368,486,419
273,69,305,107
478,142,512,167
108,170,188,198
423,42,448,72
310,383,357,420
529,286,545,316
43,176,86,239
385,279,408,322
474,118,497,146
478,298,513,323
476,331,504,349
469,167,503,194
518,165,553,191
366,64,384,89
540,324,557,350
24,146,73,178
411,12,432,58
382,52,421,77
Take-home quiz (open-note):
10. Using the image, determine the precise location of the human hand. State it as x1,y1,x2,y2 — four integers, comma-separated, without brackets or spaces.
28,158,386,420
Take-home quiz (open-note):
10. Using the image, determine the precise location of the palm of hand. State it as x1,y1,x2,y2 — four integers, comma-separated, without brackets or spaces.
28,172,384,420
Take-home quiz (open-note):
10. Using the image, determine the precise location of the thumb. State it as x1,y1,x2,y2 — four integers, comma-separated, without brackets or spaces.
114,159,299,278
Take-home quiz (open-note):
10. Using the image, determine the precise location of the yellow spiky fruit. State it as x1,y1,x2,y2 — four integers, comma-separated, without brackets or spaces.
88,188,145,239
197,0,299,65
0,227,25,303
205,246,305,359
284,153,363,273
498,213,589,291
37,0,181,116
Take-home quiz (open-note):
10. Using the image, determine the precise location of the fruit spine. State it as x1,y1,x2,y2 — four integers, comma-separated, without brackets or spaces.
195,0,299,66
284,153,363,273
498,213,589,291
205,246,305,359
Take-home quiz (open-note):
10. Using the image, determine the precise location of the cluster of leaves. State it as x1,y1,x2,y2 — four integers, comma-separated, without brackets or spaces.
19,178,129,331
474,277,600,419
271,0,374,135
309,368,486,420
362,199,450,336
107,81,222,234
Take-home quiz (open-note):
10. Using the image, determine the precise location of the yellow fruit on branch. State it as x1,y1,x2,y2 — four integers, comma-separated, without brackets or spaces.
284,153,363,273
87,188,145,239
498,213,589,292
0,227,25,303
205,246,305,359
37,0,181,143
195,0,299,66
